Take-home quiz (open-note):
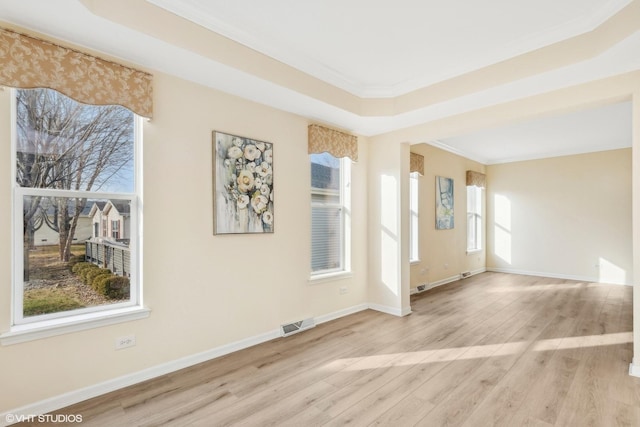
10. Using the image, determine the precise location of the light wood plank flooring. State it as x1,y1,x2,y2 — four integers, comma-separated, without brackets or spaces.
34,272,640,426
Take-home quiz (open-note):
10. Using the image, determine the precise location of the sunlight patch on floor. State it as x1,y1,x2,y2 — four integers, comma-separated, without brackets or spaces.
532,331,632,351
486,283,594,293
321,332,632,371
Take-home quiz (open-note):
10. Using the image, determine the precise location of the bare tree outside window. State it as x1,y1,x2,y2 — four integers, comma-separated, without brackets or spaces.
15,88,136,318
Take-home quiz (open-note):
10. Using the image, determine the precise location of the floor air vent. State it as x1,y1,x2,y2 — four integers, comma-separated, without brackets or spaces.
280,318,315,337
417,284,427,292
461,271,471,279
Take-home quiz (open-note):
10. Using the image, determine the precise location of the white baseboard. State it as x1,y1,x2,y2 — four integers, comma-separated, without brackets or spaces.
0,302,376,424
315,303,369,325
430,274,462,288
630,360,640,377
400,306,413,316
368,303,411,317
468,267,487,277
412,273,465,295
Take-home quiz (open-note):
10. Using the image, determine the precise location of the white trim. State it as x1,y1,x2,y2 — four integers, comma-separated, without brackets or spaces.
146,0,631,98
484,143,634,166
430,139,490,165
315,303,369,325
310,156,351,279
409,171,419,263
0,307,151,345
341,158,352,274
13,187,135,200
11,95,22,323
429,274,463,288
10,89,19,330
308,271,353,284
368,303,412,317
10,91,143,329
629,358,640,377
400,306,413,316
135,116,144,309
411,273,471,295
469,267,487,277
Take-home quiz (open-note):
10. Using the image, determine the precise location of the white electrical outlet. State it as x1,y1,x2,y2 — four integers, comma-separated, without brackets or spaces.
339,286,348,295
115,334,136,350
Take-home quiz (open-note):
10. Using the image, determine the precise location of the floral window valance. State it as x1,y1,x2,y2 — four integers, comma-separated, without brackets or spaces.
410,152,424,175
308,124,358,162
466,170,486,188
0,27,153,118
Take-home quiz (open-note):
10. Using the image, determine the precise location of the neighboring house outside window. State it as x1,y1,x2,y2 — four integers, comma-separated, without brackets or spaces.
310,152,351,277
90,201,107,239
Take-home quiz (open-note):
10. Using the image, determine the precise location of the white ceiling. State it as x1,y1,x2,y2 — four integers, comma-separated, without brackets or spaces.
0,0,636,164
148,0,631,97
436,101,632,164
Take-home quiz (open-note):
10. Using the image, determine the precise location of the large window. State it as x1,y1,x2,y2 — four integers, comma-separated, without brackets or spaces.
467,185,483,252
310,153,351,276
12,88,141,327
409,172,419,262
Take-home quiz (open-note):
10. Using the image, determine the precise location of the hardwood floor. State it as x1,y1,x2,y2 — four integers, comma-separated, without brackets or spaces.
38,272,640,426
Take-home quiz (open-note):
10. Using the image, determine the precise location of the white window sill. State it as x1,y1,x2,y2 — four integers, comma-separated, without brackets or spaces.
466,248,483,255
0,306,151,345
309,271,353,284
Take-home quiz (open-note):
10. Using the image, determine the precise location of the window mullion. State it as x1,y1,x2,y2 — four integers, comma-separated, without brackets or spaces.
15,187,135,200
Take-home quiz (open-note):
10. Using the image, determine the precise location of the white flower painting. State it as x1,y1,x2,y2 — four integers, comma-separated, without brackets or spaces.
436,176,454,230
214,131,274,234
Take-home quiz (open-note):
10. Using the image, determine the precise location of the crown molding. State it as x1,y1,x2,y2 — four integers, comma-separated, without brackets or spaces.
146,0,632,98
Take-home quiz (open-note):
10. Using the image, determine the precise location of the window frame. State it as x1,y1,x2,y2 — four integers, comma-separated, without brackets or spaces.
2,89,148,345
310,155,351,281
409,172,420,263
466,184,483,253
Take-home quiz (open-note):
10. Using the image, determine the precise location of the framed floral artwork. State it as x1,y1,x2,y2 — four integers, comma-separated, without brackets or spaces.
213,131,274,234
436,176,454,230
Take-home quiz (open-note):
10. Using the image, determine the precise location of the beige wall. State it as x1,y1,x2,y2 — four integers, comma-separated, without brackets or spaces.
0,73,370,412
408,144,486,290
486,149,632,284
